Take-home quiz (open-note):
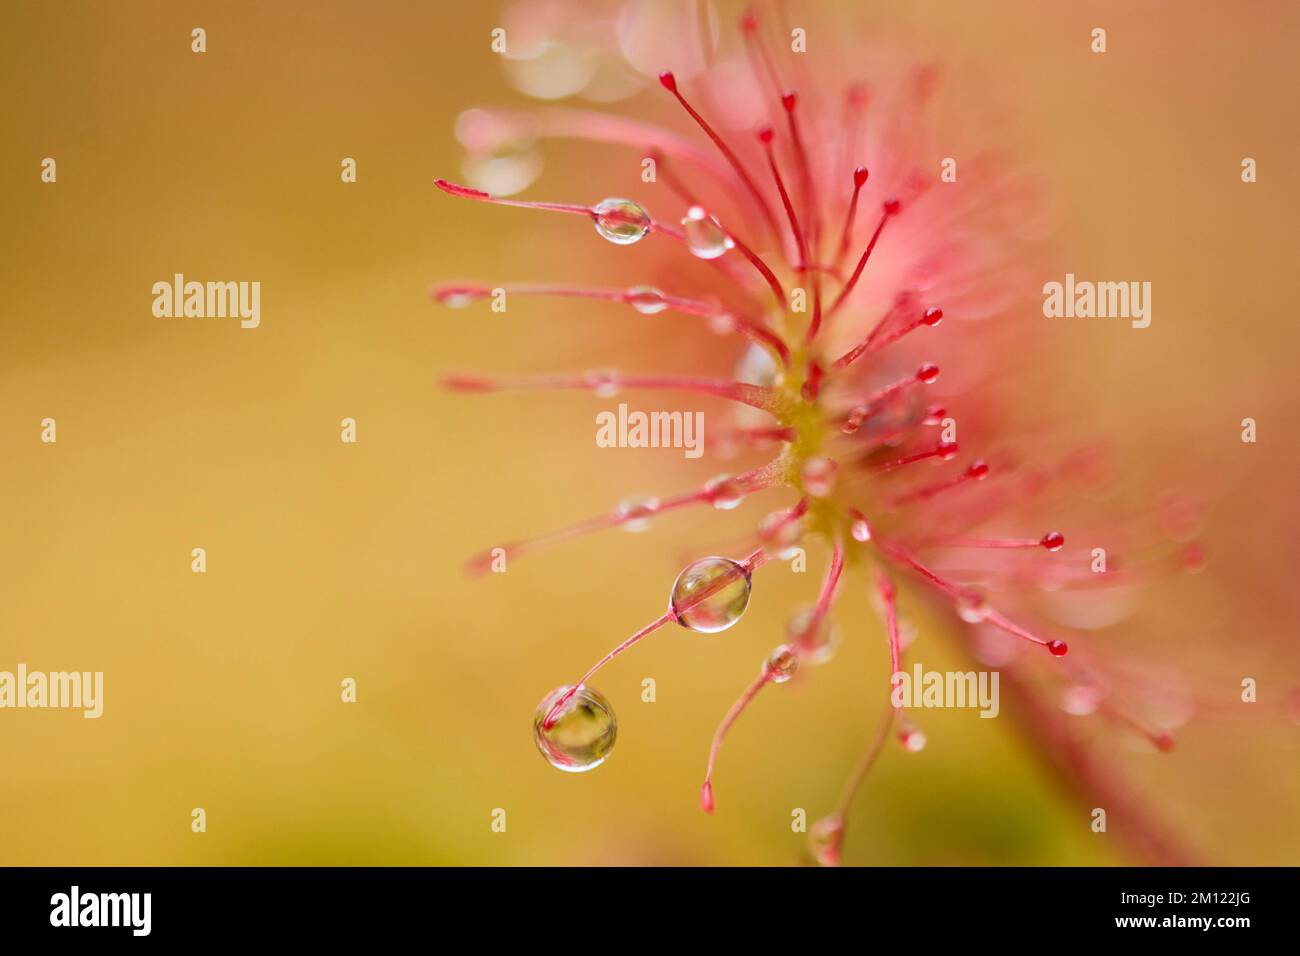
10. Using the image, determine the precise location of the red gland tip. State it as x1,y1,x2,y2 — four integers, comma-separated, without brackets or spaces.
781,91,797,111
431,282,489,303
700,781,715,813
922,307,944,326
441,373,495,393
1181,542,1207,572
434,178,490,200
658,71,677,92
1047,639,1069,657
916,362,940,383
884,197,902,216
1153,732,1176,753
1040,531,1065,551
966,460,990,479
853,166,870,187
757,124,774,144
937,440,959,459
739,9,758,33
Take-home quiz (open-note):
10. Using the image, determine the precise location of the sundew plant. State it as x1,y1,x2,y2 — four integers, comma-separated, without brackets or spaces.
431,0,1228,865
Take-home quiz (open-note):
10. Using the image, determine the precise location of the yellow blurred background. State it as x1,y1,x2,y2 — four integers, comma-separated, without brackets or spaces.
2,0,1297,865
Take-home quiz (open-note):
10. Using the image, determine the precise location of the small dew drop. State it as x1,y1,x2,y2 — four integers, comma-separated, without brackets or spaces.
626,286,668,314
1047,639,1069,657
706,312,735,335
1061,684,1102,716
899,727,927,752
706,473,745,510
765,644,799,683
841,408,865,434
616,496,660,532
584,368,621,398
801,456,837,497
532,685,617,772
850,510,873,542
809,814,845,867
758,509,803,558
956,591,991,623
681,206,734,259
735,341,778,388
593,197,651,245
670,556,752,633
434,285,486,309
1040,531,1065,551
923,404,947,425
787,607,841,665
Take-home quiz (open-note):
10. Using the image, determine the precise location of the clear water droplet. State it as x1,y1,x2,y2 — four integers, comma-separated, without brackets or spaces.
956,591,991,623
758,509,803,559
616,495,660,532
626,286,668,314
1061,684,1102,716
787,606,840,665
584,368,621,398
801,456,837,497
900,727,927,752
670,556,752,633
734,342,778,387
532,685,617,772
593,197,651,245
707,312,735,335
436,289,480,309
681,206,734,259
765,643,799,683
706,474,744,510
897,614,919,652
809,814,845,866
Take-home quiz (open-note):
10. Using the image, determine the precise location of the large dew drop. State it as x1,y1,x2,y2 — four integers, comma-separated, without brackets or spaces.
681,206,734,259
532,685,617,772
670,556,752,633
593,197,651,245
